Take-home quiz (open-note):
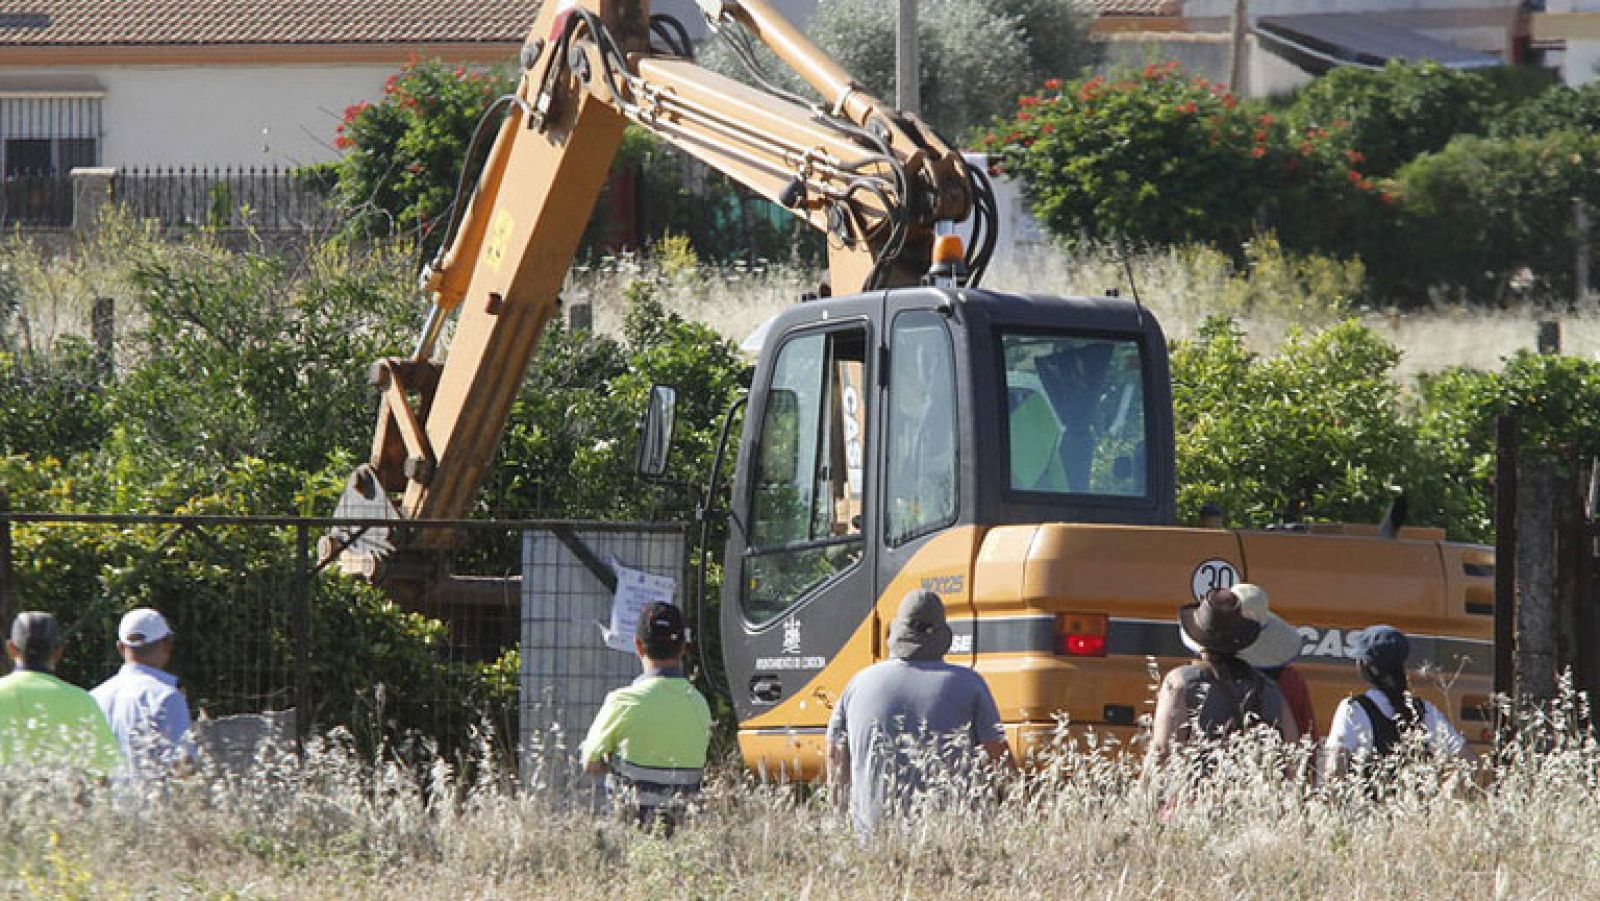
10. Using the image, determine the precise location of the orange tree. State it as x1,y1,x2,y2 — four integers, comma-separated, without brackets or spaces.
978,63,1391,259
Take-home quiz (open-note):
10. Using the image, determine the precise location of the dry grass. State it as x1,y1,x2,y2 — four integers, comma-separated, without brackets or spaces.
568,242,1600,388
3,693,1596,899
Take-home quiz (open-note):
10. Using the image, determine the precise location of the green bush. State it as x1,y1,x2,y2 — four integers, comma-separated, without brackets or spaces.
1171,317,1424,529
1392,131,1600,302
0,338,107,459
105,237,417,492
981,65,1388,257
1413,352,1600,542
1491,79,1600,138
326,60,516,255
1282,61,1537,177
488,283,750,518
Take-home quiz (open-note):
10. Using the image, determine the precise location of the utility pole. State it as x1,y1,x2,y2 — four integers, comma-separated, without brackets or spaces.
897,0,919,114
1228,0,1250,94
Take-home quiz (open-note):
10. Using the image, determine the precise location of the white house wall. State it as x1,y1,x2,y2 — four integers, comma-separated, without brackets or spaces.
4,63,423,168
1538,2,1600,86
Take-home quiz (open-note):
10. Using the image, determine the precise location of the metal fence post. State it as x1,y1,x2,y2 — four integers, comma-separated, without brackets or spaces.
293,523,312,751
1494,415,1518,736
1516,457,1559,708
0,490,13,630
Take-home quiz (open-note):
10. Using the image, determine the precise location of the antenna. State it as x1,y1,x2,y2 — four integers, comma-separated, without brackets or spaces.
1117,239,1146,328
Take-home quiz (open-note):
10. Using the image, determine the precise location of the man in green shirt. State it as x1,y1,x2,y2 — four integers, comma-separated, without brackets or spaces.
580,601,711,834
0,611,123,776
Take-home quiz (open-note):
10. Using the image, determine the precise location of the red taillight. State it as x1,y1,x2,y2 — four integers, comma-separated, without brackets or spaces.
1055,613,1108,657
1064,634,1107,656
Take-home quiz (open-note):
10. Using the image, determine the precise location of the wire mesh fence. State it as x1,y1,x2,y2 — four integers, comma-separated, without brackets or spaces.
0,512,690,780
520,527,687,790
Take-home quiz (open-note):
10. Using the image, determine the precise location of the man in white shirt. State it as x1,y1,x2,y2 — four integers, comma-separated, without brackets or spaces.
91,608,196,778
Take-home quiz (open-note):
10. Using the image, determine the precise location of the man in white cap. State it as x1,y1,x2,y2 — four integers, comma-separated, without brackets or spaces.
91,608,196,777
826,589,1013,835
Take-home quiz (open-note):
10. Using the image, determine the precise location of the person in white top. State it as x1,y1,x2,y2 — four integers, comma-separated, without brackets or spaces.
91,608,197,778
1322,624,1464,782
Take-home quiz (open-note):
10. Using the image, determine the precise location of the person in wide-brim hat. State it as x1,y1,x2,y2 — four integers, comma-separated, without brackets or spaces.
1180,583,1319,740
1179,582,1302,669
1148,589,1298,768
1177,589,1262,655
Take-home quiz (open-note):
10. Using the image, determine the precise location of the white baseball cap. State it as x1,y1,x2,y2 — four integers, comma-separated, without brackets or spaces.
118,608,173,648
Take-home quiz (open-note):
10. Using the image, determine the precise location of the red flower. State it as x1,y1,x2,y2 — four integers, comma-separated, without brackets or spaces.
334,135,354,150
1298,142,1314,156
384,75,399,94
1040,123,1055,135
1043,78,1063,90
1257,113,1274,126
1252,129,1267,143
1175,102,1198,115
1250,146,1266,158
1222,94,1237,110
1348,169,1363,184
1359,178,1375,191
1346,149,1366,164
1017,112,1033,121
1019,95,1041,107
1380,191,1397,205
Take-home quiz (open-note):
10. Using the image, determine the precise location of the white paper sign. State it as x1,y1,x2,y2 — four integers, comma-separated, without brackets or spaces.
603,563,677,653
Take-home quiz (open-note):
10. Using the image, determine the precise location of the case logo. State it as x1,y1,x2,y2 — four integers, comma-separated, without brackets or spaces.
782,616,803,655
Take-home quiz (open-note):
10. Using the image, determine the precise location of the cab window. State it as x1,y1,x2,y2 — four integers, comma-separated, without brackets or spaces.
886,311,957,546
1001,332,1147,497
742,327,868,624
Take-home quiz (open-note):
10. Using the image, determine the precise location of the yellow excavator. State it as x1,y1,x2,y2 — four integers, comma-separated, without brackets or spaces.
332,0,1495,775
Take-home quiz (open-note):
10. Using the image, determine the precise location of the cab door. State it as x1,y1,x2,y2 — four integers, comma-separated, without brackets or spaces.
722,319,878,723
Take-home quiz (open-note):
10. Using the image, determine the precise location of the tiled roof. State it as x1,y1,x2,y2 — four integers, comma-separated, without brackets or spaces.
0,1,535,47
1085,0,1183,16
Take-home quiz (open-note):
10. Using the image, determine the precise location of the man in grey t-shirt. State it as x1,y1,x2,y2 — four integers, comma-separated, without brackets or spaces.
826,590,1013,835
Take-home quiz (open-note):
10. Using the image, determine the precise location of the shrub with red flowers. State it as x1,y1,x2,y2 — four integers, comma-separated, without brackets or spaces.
978,63,1389,259
326,59,515,253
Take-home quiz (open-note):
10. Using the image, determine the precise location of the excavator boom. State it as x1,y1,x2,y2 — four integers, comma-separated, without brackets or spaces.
333,0,988,579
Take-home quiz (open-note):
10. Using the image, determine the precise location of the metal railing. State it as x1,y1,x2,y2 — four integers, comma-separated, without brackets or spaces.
0,171,73,228
115,166,337,232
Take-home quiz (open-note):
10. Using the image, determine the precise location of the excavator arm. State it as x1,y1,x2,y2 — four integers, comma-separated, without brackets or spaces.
333,0,989,580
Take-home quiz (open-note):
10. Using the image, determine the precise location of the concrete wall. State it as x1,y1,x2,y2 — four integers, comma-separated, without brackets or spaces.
1538,2,1600,86
4,63,421,168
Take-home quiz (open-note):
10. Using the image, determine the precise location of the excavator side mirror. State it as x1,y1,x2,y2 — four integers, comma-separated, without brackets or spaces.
637,384,679,479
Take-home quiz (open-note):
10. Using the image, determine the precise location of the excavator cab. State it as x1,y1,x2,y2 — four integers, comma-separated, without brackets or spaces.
719,285,1175,729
